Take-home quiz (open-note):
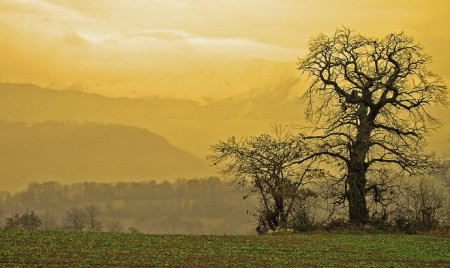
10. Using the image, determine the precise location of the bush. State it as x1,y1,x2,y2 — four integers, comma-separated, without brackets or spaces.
5,211,42,230
391,177,449,232
291,208,316,231
325,218,349,230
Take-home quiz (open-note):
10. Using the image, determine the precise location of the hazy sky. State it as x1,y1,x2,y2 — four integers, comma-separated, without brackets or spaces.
0,0,449,99
0,1,449,191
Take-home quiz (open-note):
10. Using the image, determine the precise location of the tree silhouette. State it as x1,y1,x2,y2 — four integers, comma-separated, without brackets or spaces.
64,207,86,232
298,27,447,224
209,128,318,232
85,205,103,232
5,210,42,230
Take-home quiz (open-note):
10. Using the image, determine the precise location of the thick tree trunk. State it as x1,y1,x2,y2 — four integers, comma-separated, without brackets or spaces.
347,170,369,224
347,104,371,224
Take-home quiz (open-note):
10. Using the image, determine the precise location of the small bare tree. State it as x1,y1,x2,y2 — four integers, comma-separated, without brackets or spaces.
64,207,86,232
85,205,102,232
394,177,448,230
42,210,58,231
209,128,318,232
105,219,124,233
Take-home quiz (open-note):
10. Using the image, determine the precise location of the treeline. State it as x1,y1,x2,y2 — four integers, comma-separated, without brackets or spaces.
0,177,257,234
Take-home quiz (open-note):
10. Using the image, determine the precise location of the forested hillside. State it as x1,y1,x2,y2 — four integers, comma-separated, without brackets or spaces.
0,121,212,191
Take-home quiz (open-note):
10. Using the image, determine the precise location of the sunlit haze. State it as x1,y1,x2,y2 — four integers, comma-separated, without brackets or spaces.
0,0,449,192
1,0,449,99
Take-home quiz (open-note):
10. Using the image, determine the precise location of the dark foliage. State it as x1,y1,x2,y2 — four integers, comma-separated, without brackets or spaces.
5,210,42,230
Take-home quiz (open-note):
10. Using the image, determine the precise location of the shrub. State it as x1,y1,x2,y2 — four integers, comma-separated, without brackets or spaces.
5,210,42,230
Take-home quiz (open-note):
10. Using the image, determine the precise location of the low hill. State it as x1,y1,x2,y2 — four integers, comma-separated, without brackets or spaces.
0,60,309,158
0,75,305,156
0,121,213,192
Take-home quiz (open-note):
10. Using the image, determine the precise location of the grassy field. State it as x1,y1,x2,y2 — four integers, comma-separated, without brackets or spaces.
0,230,449,267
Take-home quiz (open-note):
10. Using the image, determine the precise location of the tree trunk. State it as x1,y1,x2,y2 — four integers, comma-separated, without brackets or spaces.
347,170,369,224
274,194,286,228
277,196,288,228
347,104,371,224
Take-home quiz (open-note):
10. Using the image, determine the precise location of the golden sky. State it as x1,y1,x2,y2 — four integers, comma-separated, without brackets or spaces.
0,0,449,99
0,1,449,192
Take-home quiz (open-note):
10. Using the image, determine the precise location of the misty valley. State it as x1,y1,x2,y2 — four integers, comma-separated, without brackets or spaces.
0,71,302,235
0,178,256,235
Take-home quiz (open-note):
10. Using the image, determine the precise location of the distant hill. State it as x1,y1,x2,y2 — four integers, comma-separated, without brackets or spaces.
0,82,200,124
0,60,304,123
0,65,307,156
0,121,213,192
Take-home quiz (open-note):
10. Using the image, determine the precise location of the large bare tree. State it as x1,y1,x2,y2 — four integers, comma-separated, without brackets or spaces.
298,27,447,224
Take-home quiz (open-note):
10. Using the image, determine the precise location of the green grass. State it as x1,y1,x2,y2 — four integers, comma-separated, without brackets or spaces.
0,231,449,267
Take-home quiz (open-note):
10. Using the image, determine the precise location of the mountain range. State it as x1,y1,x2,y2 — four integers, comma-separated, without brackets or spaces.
0,60,309,191
0,60,307,156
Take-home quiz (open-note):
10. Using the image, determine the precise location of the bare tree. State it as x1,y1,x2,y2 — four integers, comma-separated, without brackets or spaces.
65,207,86,232
298,27,447,224
85,205,102,232
394,176,449,230
42,210,58,231
105,219,124,233
209,128,318,232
